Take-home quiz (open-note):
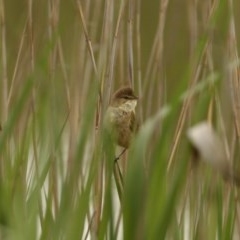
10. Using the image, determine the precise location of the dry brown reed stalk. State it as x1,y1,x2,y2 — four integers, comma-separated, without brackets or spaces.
28,0,38,186
136,0,143,123
228,0,240,138
92,2,114,235
156,0,169,103
8,23,27,106
227,1,240,234
0,0,8,122
76,0,102,136
127,0,134,86
97,0,113,110
67,22,87,173
65,1,92,181
143,0,169,120
119,29,125,87
47,0,61,218
75,5,103,237
58,39,70,109
76,0,98,77
77,1,104,236
106,0,127,101
187,0,198,56
99,4,111,65
28,0,35,71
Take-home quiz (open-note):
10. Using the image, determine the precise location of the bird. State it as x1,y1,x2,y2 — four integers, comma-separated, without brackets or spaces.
104,86,138,161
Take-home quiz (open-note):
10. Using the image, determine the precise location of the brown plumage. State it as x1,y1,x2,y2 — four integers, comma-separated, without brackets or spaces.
112,87,138,101
105,87,138,148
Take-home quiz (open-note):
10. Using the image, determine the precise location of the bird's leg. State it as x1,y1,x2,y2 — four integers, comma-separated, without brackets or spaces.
114,148,127,162
113,148,126,199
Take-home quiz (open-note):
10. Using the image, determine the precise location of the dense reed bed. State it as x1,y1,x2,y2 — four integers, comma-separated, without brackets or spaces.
0,0,240,239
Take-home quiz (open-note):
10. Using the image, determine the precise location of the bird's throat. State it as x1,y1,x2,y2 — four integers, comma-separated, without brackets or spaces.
119,100,137,112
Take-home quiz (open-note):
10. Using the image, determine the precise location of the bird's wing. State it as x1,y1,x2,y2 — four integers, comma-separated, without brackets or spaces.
129,111,139,133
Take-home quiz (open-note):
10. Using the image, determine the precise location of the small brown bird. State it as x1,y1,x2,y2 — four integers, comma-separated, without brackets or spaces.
105,87,138,158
